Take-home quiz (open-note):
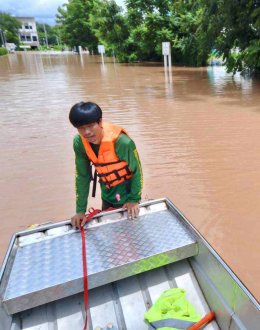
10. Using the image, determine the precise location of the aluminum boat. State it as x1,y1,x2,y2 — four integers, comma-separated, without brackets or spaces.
0,198,259,329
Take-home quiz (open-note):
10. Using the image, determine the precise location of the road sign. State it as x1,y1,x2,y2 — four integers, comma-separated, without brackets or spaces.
98,45,105,54
162,42,171,56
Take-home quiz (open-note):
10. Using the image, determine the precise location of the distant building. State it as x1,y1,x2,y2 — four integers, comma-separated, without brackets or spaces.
16,17,39,49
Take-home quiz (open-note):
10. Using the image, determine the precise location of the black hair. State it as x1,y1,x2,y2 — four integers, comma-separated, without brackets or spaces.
69,101,102,128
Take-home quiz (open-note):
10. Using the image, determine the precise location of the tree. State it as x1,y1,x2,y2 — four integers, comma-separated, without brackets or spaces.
53,0,260,72
36,23,61,46
55,4,68,45
124,0,207,65
198,0,260,74
0,12,21,45
55,0,99,52
89,0,129,59
123,0,172,61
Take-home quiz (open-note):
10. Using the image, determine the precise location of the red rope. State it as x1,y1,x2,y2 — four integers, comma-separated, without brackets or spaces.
80,225,88,330
80,207,116,330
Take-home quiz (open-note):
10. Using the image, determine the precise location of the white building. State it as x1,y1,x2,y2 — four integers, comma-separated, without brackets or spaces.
16,17,39,49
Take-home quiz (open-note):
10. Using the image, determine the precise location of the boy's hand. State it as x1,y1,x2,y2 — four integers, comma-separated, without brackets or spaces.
123,202,140,219
71,212,87,228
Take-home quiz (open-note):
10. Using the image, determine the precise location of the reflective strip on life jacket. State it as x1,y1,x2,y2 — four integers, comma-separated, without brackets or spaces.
80,122,132,188
144,288,201,330
149,318,196,329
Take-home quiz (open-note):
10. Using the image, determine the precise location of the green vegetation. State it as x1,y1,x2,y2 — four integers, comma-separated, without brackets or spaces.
36,23,62,47
54,0,260,74
89,1,128,60
1,2,259,74
56,0,98,53
0,46,8,56
0,12,21,46
198,0,260,74
123,1,208,66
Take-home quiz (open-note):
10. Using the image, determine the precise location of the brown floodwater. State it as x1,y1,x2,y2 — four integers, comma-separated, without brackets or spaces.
1,52,260,301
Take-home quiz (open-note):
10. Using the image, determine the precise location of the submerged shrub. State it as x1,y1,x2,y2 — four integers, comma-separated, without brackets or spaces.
0,47,8,56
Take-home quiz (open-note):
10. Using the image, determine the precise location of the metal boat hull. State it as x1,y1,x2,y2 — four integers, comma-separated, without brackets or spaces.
0,198,259,329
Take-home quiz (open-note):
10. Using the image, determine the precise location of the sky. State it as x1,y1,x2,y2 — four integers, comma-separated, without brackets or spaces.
0,0,125,25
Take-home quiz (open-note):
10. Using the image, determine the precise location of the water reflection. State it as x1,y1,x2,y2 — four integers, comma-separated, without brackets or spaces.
207,66,253,95
164,67,173,98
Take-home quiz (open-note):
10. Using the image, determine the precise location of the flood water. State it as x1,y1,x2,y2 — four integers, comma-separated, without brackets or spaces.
1,52,260,301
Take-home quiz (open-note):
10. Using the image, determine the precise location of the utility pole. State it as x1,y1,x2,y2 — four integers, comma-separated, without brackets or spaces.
0,29,6,47
43,24,49,48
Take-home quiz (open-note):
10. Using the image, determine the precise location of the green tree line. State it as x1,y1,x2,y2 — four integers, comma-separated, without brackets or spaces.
0,12,21,45
36,23,63,48
1,1,260,74
55,0,260,74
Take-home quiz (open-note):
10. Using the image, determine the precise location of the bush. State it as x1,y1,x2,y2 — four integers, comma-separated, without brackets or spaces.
51,44,66,51
0,47,8,56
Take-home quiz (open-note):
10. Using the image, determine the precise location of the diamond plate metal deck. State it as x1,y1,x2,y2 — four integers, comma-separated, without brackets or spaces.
2,202,197,315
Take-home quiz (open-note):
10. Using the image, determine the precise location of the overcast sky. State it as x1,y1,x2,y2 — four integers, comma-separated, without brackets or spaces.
0,0,125,25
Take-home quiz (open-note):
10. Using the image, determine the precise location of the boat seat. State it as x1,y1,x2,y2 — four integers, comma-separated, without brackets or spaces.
1,201,197,315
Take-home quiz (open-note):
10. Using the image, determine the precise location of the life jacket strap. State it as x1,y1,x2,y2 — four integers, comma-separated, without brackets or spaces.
99,167,131,188
97,165,132,181
104,175,131,189
94,160,121,167
91,170,97,198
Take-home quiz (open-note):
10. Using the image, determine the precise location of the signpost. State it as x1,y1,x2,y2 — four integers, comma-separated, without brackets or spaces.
162,42,172,93
162,42,171,72
98,44,105,65
43,24,49,48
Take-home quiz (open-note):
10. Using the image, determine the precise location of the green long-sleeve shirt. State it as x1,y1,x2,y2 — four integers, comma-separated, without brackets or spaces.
73,133,143,213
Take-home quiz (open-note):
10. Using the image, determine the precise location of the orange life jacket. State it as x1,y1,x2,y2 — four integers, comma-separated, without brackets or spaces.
80,122,132,188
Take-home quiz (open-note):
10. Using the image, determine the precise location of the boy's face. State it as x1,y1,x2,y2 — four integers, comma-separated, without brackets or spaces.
77,120,103,144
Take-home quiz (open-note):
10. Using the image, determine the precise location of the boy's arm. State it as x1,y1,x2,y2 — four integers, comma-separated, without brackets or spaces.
115,133,143,203
73,135,91,214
